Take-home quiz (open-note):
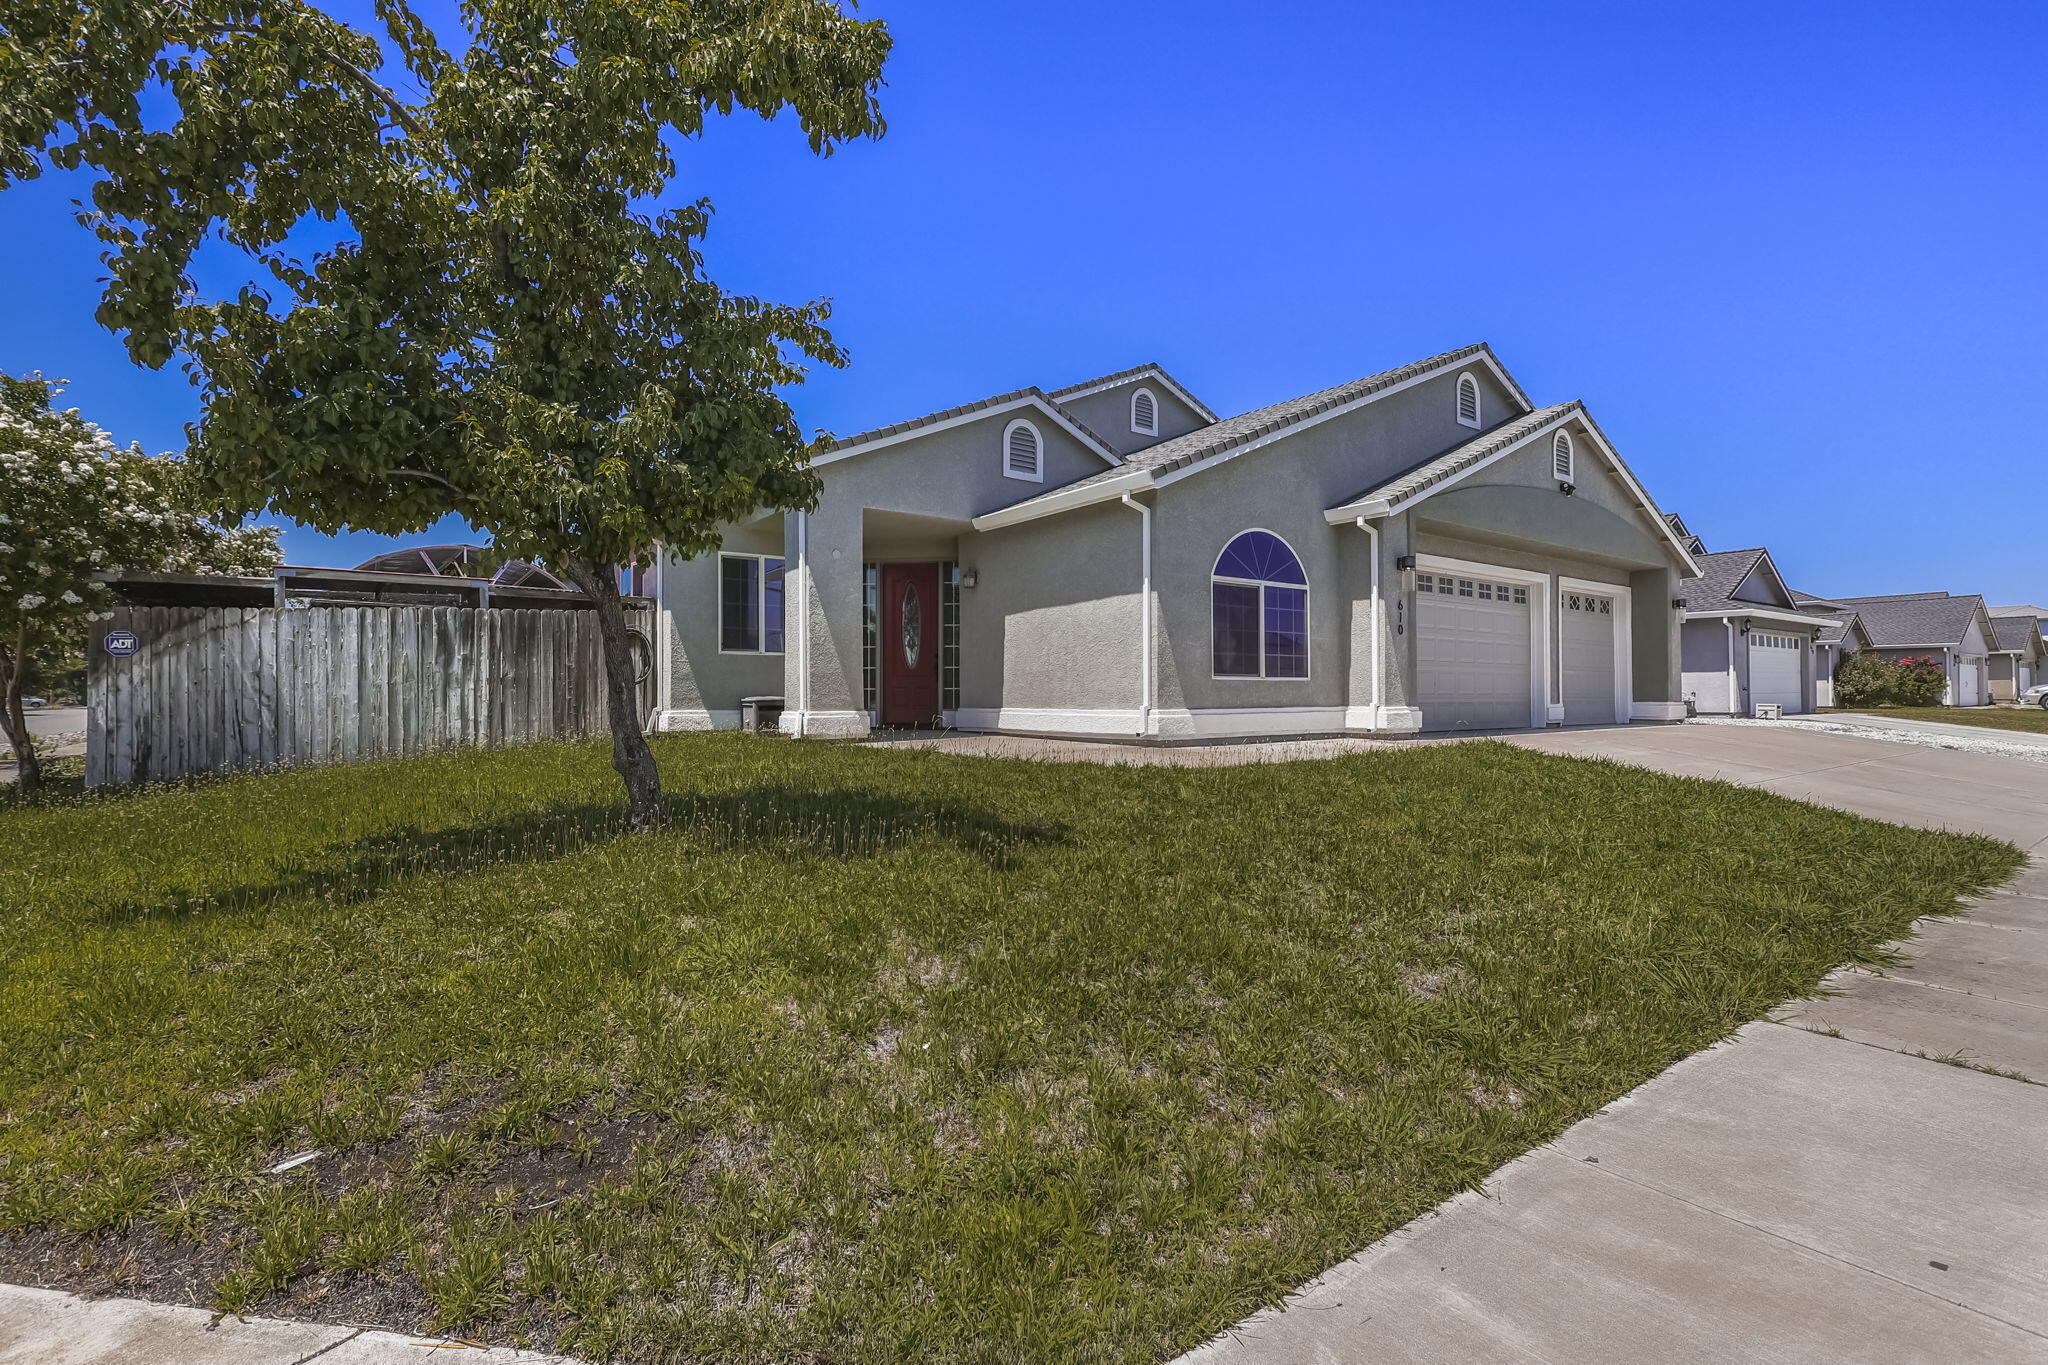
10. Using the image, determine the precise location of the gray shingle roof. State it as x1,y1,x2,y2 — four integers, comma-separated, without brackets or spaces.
1992,615,2043,653
1044,363,1221,422
1331,402,1578,511
1680,548,1772,613
987,343,1511,518
1833,592,1988,648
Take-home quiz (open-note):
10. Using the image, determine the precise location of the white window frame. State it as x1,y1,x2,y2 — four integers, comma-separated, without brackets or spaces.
1552,430,1574,480
718,551,786,655
1210,528,1312,682
1130,386,1159,436
1001,418,1045,482
1455,373,1482,429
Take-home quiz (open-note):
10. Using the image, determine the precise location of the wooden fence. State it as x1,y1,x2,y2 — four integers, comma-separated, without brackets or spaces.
87,603,652,786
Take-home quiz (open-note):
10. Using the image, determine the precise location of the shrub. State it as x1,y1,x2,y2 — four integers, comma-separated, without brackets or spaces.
1892,655,1950,706
1833,650,1897,707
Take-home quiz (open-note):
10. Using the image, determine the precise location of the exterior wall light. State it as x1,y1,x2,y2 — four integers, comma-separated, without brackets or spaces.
959,568,979,589
1558,481,1576,496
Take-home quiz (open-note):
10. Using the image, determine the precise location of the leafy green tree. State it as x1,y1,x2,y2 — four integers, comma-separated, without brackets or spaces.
0,374,279,791
1,0,891,828
1832,649,1895,708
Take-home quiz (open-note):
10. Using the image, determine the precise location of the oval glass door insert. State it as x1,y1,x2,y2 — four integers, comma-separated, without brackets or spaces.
900,583,922,668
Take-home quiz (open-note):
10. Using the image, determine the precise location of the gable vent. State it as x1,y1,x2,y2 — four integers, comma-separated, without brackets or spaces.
1552,430,1574,479
1455,373,1481,428
1131,388,1157,435
1004,420,1043,480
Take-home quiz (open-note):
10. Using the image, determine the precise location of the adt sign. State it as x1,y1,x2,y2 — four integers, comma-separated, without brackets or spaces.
102,630,140,657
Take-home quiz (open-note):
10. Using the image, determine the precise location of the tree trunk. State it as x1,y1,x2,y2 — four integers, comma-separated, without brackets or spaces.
565,559,662,831
0,634,42,794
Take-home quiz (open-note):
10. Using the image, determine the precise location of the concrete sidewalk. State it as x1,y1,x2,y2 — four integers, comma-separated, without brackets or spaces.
1180,725,2048,1364
0,1282,574,1364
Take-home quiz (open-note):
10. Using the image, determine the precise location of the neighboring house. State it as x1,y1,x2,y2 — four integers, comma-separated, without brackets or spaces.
648,344,1700,741
1828,592,2002,706
1790,591,1872,707
1677,546,1831,715
1988,613,2044,700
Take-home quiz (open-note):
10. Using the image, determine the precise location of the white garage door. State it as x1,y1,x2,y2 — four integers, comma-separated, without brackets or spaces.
1750,632,1804,712
1417,571,1531,732
1561,591,1618,724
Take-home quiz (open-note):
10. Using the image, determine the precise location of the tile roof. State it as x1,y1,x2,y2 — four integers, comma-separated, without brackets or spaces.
1044,363,1221,422
815,384,1119,459
1992,615,2043,653
986,343,1507,517
1332,402,1578,512
1832,592,1988,648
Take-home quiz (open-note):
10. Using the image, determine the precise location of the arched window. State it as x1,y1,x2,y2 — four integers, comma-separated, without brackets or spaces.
1002,419,1043,482
1455,373,1481,428
1130,387,1158,436
1212,530,1309,679
1552,430,1574,480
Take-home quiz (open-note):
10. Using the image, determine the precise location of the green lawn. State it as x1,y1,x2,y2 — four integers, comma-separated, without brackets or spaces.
1834,705,2048,735
0,736,2020,1361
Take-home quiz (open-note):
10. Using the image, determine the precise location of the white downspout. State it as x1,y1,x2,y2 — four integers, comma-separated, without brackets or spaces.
1355,517,1383,729
792,509,809,738
1119,492,1154,737
1725,619,1738,716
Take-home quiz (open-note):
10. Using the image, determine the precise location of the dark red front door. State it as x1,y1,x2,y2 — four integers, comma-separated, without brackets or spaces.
879,562,941,726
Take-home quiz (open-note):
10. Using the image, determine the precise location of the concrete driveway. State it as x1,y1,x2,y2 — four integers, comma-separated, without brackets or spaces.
1182,722,2048,1364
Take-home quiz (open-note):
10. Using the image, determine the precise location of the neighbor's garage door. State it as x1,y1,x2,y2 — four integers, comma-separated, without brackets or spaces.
1561,590,1618,724
1750,631,1804,713
1417,570,1531,731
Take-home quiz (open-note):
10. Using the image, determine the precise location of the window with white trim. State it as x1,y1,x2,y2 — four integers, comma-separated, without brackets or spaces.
1552,430,1574,480
1455,373,1481,428
719,553,786,653
1002,419,1043,481
1212,531,1309,679
1130,387,1158,436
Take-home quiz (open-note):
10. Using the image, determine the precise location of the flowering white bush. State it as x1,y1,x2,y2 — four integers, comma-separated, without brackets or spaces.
1,373,279,788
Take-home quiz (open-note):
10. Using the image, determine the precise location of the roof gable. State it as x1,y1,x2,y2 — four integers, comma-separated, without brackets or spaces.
1045,364,1219,425
1833,592,1996,648
1728,549,1798,609
812,388,1121,471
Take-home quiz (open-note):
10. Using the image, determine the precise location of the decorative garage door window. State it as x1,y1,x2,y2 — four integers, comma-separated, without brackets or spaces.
1212,530,1309,679
1753,632,1798,649
1418,573,1528,605
1564,592,1613,615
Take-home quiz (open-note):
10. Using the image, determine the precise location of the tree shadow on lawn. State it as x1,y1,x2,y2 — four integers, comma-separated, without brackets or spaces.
97,784,1065,924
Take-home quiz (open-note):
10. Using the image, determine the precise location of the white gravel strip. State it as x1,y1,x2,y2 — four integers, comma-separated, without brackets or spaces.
1688,715,2048,765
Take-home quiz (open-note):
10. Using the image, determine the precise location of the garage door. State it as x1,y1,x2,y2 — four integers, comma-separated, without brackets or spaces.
1417,571,1531,731
1561,591,1618,724
1750,632,1804,712
1957,657,1982,706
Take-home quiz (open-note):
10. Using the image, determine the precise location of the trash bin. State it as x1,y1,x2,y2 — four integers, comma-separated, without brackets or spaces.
740,696,785,733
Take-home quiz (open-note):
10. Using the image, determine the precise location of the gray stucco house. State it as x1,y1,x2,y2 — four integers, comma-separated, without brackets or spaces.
1828,592,2001,707
647,344,1700,741
1987,611,2044,701
1790,592,1872,708
1676,544,1832,715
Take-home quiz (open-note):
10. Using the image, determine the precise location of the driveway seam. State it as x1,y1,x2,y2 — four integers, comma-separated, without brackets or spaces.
286,1328,366,1365
1555,1145,2048,1342
1764,1017,2043,1084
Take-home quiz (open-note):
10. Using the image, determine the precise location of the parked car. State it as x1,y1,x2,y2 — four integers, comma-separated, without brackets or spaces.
2023,683,2048,709
21,697,47,709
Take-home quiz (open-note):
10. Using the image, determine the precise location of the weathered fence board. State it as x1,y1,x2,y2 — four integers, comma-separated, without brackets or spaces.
87,603,652,786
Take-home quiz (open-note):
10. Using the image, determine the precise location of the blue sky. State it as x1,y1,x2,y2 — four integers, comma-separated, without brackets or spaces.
4,0,2043,601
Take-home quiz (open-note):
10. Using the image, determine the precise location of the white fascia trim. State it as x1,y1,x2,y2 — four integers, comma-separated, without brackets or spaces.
776,709,870,738
969,468,1153,531
1051,368,1221,424
653,708,742,732
1324,408,1576,523
1561,417,1702,577
1682,607,1827,628
1156,358,1510,497
812,394,1123,471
